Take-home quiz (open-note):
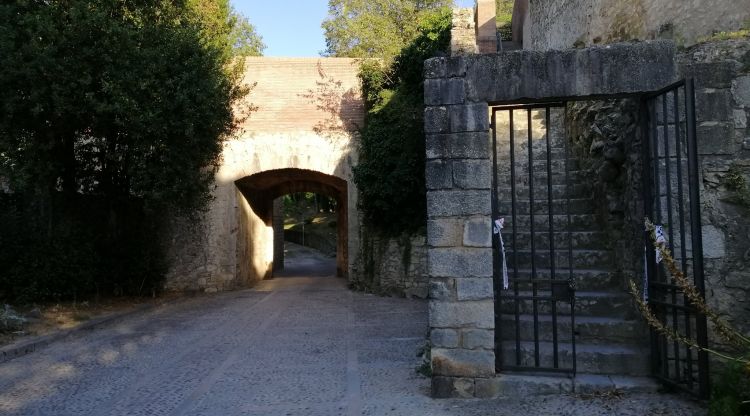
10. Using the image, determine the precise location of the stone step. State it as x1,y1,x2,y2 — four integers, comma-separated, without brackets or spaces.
503,214,599,231
487,373,660,396
505,269,623,291
495,146,568,161
496,183,592,200
504,249,613,269
497,341,651,376
495,158,581,172
499,314,647,345
500,231,607,250
495,170,588,187
497,291,636,319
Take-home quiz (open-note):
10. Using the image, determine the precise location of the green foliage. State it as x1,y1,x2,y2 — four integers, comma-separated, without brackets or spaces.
698,20,750,44
722,164,750,208
354,7,451,235
322,0,451,61
496,0,514,41
709,360,750,416
0,0,260,302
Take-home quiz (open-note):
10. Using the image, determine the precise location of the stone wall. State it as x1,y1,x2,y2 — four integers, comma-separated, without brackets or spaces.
351,231,429,299
525,0,750,50
678,39,750,337
566,99,644,288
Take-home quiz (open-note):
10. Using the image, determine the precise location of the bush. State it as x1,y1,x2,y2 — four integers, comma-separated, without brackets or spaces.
0,193,166,303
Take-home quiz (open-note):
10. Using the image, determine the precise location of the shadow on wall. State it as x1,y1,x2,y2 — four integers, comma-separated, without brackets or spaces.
234,168,349,282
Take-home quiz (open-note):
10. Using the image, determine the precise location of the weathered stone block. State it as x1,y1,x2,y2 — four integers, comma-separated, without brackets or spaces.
463,217,492,247
447,56,468,77
732,76,750,108
702,225,726,259
432,376,475,398
456,278,493,301
432,328,460,348
697,121,734,155
462,328,494,350
425,78,466,106
425,106,449,133
429,300,494,328
451,132,491,159
429,278,455,301
453,159,491,189
681,61,738,89
424,57,447,79
426,132,491,160
429,248,492,278
426,160,453,190
735,109,748,129
449,103,490,133
465,41,676,103
427,218,463,247
426,134,451,159
696,89,733,121
427,190,491,217
432,348,495,377
474,377,501,398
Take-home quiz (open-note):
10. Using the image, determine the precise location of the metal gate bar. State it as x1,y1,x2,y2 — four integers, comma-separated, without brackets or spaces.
642,79,709,397
491,103,576,374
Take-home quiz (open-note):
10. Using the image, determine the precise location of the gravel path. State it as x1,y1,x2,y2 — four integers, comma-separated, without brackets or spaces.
0,244,705,415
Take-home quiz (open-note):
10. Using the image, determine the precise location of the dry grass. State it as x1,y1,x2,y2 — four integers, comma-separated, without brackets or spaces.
0,294,180,347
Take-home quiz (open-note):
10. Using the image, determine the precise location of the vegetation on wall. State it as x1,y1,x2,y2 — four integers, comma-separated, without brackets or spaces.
0,0,263,303
352,7,452,236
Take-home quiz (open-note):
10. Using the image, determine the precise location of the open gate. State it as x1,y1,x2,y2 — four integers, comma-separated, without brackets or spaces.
490,103,577,374
642,79,710,397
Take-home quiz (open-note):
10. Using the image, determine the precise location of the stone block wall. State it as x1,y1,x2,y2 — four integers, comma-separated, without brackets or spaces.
424,57,495,398
351,232,429,299
525,0,750,51
678,39,750,338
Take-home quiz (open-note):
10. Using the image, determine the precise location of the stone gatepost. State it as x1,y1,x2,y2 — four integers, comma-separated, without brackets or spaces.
424,60,496,398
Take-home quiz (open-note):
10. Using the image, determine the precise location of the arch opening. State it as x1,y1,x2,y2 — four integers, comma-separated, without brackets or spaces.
234,168,348,281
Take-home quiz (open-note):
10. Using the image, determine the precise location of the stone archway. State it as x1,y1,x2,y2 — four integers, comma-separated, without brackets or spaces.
163,57,363,293
235,168,349,278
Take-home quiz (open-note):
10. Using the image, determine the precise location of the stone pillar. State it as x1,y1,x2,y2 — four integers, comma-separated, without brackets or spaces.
423,57,496,398
272,198,284,272
475,0,497,53
451,8,477,56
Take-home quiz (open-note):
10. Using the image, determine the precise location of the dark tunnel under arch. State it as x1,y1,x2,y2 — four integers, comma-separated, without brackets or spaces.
235,168,348,277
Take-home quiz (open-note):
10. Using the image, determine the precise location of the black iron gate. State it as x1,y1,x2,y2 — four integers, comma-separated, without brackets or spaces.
641,79,710,397
491,103,577,374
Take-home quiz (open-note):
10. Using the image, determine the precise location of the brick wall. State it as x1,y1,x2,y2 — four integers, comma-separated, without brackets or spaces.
240,57,365,134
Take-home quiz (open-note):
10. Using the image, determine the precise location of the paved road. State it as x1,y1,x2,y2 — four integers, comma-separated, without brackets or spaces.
0,244,704,415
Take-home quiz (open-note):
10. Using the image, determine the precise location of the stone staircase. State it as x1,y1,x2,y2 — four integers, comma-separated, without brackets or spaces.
492,109,652,390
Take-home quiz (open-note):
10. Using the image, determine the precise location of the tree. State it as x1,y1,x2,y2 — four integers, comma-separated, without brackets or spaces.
353,8,452,235
322,0,451,60
0,0,263,301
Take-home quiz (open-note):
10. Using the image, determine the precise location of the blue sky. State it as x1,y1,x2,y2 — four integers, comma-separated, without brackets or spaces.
231,0,475,57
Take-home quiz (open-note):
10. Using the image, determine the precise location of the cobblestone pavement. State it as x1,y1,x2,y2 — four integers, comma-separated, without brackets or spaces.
0,244,705,415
